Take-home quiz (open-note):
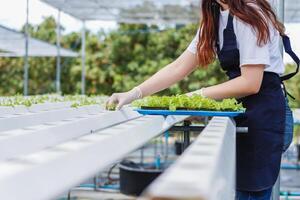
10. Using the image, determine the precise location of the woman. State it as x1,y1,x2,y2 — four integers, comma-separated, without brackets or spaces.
107,0,296,199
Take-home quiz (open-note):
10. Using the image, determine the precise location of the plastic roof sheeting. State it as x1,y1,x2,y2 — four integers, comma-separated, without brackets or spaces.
41,0,200,24
285,0,300,23
41,0,300,24
0,25,78,57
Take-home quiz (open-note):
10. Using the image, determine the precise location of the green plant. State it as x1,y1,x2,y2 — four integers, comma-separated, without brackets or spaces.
105,103,117,111
0,94,107,108
132,94,244,112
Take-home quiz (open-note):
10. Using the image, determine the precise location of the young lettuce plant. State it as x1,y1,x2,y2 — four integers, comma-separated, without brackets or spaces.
131,94,244,112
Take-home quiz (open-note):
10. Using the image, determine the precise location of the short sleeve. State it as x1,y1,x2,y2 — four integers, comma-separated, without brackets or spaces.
235,18,270,67
187,29,200,54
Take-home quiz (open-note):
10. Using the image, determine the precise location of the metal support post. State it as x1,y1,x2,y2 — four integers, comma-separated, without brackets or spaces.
154,138,157,159
140,146,144,165
23,0,29,96
278,0,285,54
81,21,86,95
298,144,300,162
93,176,98,191
164,131,169,162
67,190,71,200
183,120,191,150
56,10,61,94
272,1,285,199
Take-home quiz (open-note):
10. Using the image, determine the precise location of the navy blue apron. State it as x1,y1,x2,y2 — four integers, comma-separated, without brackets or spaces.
216,14,299,191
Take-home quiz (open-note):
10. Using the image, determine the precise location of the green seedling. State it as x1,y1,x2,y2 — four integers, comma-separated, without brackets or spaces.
106,103,117,111
131,94,244,112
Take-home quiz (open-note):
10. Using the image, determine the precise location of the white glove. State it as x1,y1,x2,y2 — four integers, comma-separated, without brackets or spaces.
186,88,206,97
106,87,143,110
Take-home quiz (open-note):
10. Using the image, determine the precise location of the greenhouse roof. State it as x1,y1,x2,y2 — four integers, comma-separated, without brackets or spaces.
285,0,300,23
0,25,78,57
41,0,200,24
41,0,300,24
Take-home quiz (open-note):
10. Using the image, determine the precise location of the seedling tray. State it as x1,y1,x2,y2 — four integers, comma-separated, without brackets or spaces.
135,108,244,117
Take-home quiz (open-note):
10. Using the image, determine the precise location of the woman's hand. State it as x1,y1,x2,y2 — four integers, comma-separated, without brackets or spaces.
186,88,206,97
106,87,142,110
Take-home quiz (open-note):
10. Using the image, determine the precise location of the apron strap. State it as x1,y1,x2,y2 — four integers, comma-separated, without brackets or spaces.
282,81,295,100
280,35,300,81
226,14,234,30
216,13,235,52
280,35,299,100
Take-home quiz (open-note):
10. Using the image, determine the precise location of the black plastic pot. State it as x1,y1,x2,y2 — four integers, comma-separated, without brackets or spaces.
175,141,184,155
119,160,163,196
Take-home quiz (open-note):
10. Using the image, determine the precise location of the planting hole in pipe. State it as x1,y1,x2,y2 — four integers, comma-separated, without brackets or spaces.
188,149,214,155
179,161,211,169
202,134,220,139
196,141,217,146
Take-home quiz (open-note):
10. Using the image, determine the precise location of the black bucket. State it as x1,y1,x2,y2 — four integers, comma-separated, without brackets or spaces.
175,140,192,155
119,160,163,196
175,141,184,155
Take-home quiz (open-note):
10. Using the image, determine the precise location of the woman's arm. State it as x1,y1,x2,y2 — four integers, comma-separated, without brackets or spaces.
106,49,199,109
137,49,199,97
201,64,265,100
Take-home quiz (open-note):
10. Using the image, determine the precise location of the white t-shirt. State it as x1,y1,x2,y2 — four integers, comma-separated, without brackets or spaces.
187,9,285,75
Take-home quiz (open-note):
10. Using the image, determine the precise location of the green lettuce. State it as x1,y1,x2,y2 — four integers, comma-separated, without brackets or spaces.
132,94,244,112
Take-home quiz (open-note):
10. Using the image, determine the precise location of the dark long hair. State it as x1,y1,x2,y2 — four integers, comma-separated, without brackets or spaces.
197,0,285,67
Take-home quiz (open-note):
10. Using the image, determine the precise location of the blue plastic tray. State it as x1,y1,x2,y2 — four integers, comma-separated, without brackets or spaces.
135,108,244,117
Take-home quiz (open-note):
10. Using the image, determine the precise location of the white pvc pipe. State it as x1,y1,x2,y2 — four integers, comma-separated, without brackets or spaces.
144,117,236,200
0,114,187,200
